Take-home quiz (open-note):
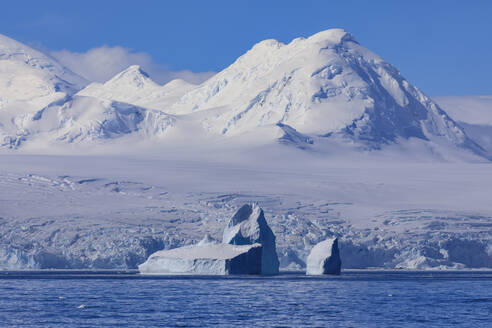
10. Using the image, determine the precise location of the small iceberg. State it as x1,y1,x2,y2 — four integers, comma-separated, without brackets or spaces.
139,204,279,275
306,237,341,275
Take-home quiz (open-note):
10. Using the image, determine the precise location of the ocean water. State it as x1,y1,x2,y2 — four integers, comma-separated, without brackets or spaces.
0,271,491,327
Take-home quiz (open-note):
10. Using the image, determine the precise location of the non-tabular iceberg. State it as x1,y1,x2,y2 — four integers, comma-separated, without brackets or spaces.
139,204,279,275
306,238,341,275
223,203,280,275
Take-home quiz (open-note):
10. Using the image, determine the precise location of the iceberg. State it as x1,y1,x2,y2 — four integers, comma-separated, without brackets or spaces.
139,204,280,275
223,204,279,275
306,238,341,275
138,240,262,275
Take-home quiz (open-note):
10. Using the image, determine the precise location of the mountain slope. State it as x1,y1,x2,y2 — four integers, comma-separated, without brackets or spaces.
9,96,176,148
0,33,87,110
0,33,88,147
170,29,478,151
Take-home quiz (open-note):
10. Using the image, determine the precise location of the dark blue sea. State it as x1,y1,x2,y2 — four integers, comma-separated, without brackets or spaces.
0,271,491,327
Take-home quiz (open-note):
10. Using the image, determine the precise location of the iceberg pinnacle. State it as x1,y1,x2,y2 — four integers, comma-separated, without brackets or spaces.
223,204,279,275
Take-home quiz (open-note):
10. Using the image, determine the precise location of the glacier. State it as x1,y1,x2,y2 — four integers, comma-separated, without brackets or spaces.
1,29,492,271
1,154,491,271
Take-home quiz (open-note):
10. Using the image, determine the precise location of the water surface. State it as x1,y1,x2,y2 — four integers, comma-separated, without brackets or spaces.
0,271,490,327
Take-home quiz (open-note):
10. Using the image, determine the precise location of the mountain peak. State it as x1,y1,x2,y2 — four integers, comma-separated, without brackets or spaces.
124,65,149,76
105,65,154,88
166,29,484,158
246,29,353,54
306,28,355,45
250,38,285,51
113,65,150,78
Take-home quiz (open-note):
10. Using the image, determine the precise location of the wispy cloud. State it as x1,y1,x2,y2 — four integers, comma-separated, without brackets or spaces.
50,46,215,85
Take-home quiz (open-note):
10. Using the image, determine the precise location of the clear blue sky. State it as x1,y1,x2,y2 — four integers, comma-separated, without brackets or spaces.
1,0,491,96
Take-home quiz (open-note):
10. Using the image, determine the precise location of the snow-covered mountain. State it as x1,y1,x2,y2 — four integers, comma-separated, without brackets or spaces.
21,96,175,145
0,29,487,160
170,30,466,143
77,65,196,111
0,34,87,105
0,33,88,147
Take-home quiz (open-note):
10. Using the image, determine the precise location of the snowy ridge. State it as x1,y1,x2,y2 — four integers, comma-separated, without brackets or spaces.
2,96,175,148
77,65,196,111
